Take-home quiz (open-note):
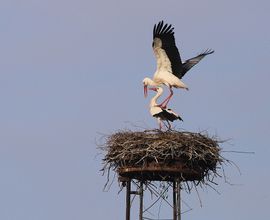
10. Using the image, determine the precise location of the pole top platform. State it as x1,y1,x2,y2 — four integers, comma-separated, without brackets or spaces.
118,160,204,182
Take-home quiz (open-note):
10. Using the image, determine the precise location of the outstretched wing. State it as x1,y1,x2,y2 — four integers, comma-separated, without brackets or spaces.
180,49,214,78
153,21,183,77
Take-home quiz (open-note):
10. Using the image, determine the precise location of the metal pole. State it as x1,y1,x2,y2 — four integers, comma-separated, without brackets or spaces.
139,181,144,220
173,181,177,220
176,180,181,220
126,180,131,220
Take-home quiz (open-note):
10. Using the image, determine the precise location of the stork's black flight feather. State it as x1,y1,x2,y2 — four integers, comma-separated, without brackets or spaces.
153,21,183,76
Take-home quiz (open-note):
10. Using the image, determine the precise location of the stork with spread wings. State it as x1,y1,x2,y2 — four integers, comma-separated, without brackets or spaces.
143,21,214,109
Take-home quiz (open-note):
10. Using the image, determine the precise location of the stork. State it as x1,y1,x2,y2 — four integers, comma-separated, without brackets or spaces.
149,87,183,130
143,20,214,108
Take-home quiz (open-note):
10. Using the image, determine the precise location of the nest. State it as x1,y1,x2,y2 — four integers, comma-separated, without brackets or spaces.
101,129,224,185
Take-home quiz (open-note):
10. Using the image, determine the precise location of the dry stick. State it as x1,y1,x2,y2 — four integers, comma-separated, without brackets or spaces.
225,158,242,175
106,171,116,191
118,184,124,194
103,166,111,191
205,182,221,195
221,150,255,154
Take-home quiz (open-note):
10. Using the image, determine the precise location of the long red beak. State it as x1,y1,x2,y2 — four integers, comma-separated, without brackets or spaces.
144,85,148,98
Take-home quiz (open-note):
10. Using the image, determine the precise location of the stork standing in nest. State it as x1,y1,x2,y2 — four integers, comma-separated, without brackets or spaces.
143,20,214,108
149,87,183,130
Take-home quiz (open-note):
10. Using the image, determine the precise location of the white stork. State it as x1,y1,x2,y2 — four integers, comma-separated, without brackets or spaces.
143,21,214,108
149,87,183,130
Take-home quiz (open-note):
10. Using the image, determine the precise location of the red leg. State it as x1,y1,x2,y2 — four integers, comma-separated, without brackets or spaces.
158,87,174,109
158,96,170,108
163,88,174,108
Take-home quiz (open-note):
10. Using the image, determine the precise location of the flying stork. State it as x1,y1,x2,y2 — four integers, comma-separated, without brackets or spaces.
149,87,183,130
143,20,214,108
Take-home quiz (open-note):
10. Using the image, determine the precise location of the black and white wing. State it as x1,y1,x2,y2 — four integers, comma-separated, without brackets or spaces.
153,21,183,77
165,108,183,122
180,49,214,78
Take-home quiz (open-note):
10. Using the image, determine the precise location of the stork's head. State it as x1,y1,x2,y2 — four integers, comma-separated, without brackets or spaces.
152,38,162,49
143,77,155,98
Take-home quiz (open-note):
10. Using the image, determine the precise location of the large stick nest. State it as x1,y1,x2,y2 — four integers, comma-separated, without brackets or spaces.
101,129,224,183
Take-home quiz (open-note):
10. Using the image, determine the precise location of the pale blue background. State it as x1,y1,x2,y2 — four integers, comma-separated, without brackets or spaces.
0,0,269,219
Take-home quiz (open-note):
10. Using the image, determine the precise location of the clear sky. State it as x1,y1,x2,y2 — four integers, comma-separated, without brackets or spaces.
0,0,269,219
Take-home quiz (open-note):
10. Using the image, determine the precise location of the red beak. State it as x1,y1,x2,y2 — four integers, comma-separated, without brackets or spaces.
144,85,148,98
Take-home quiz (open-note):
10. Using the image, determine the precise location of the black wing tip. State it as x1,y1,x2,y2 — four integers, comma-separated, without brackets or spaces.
201,48,215,55
153,20,174,38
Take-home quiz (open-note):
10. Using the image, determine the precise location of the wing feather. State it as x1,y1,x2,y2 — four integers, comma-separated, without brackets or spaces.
180,49,214,78
160,23,168,33
153,24,156,37
153,21,183,77
152,22,214,79
156,21,163,34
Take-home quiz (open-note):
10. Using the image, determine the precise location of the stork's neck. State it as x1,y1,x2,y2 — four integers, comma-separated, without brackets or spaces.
149,90,163,108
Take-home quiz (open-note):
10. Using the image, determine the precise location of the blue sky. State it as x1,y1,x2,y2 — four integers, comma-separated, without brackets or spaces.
0,0,269,219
